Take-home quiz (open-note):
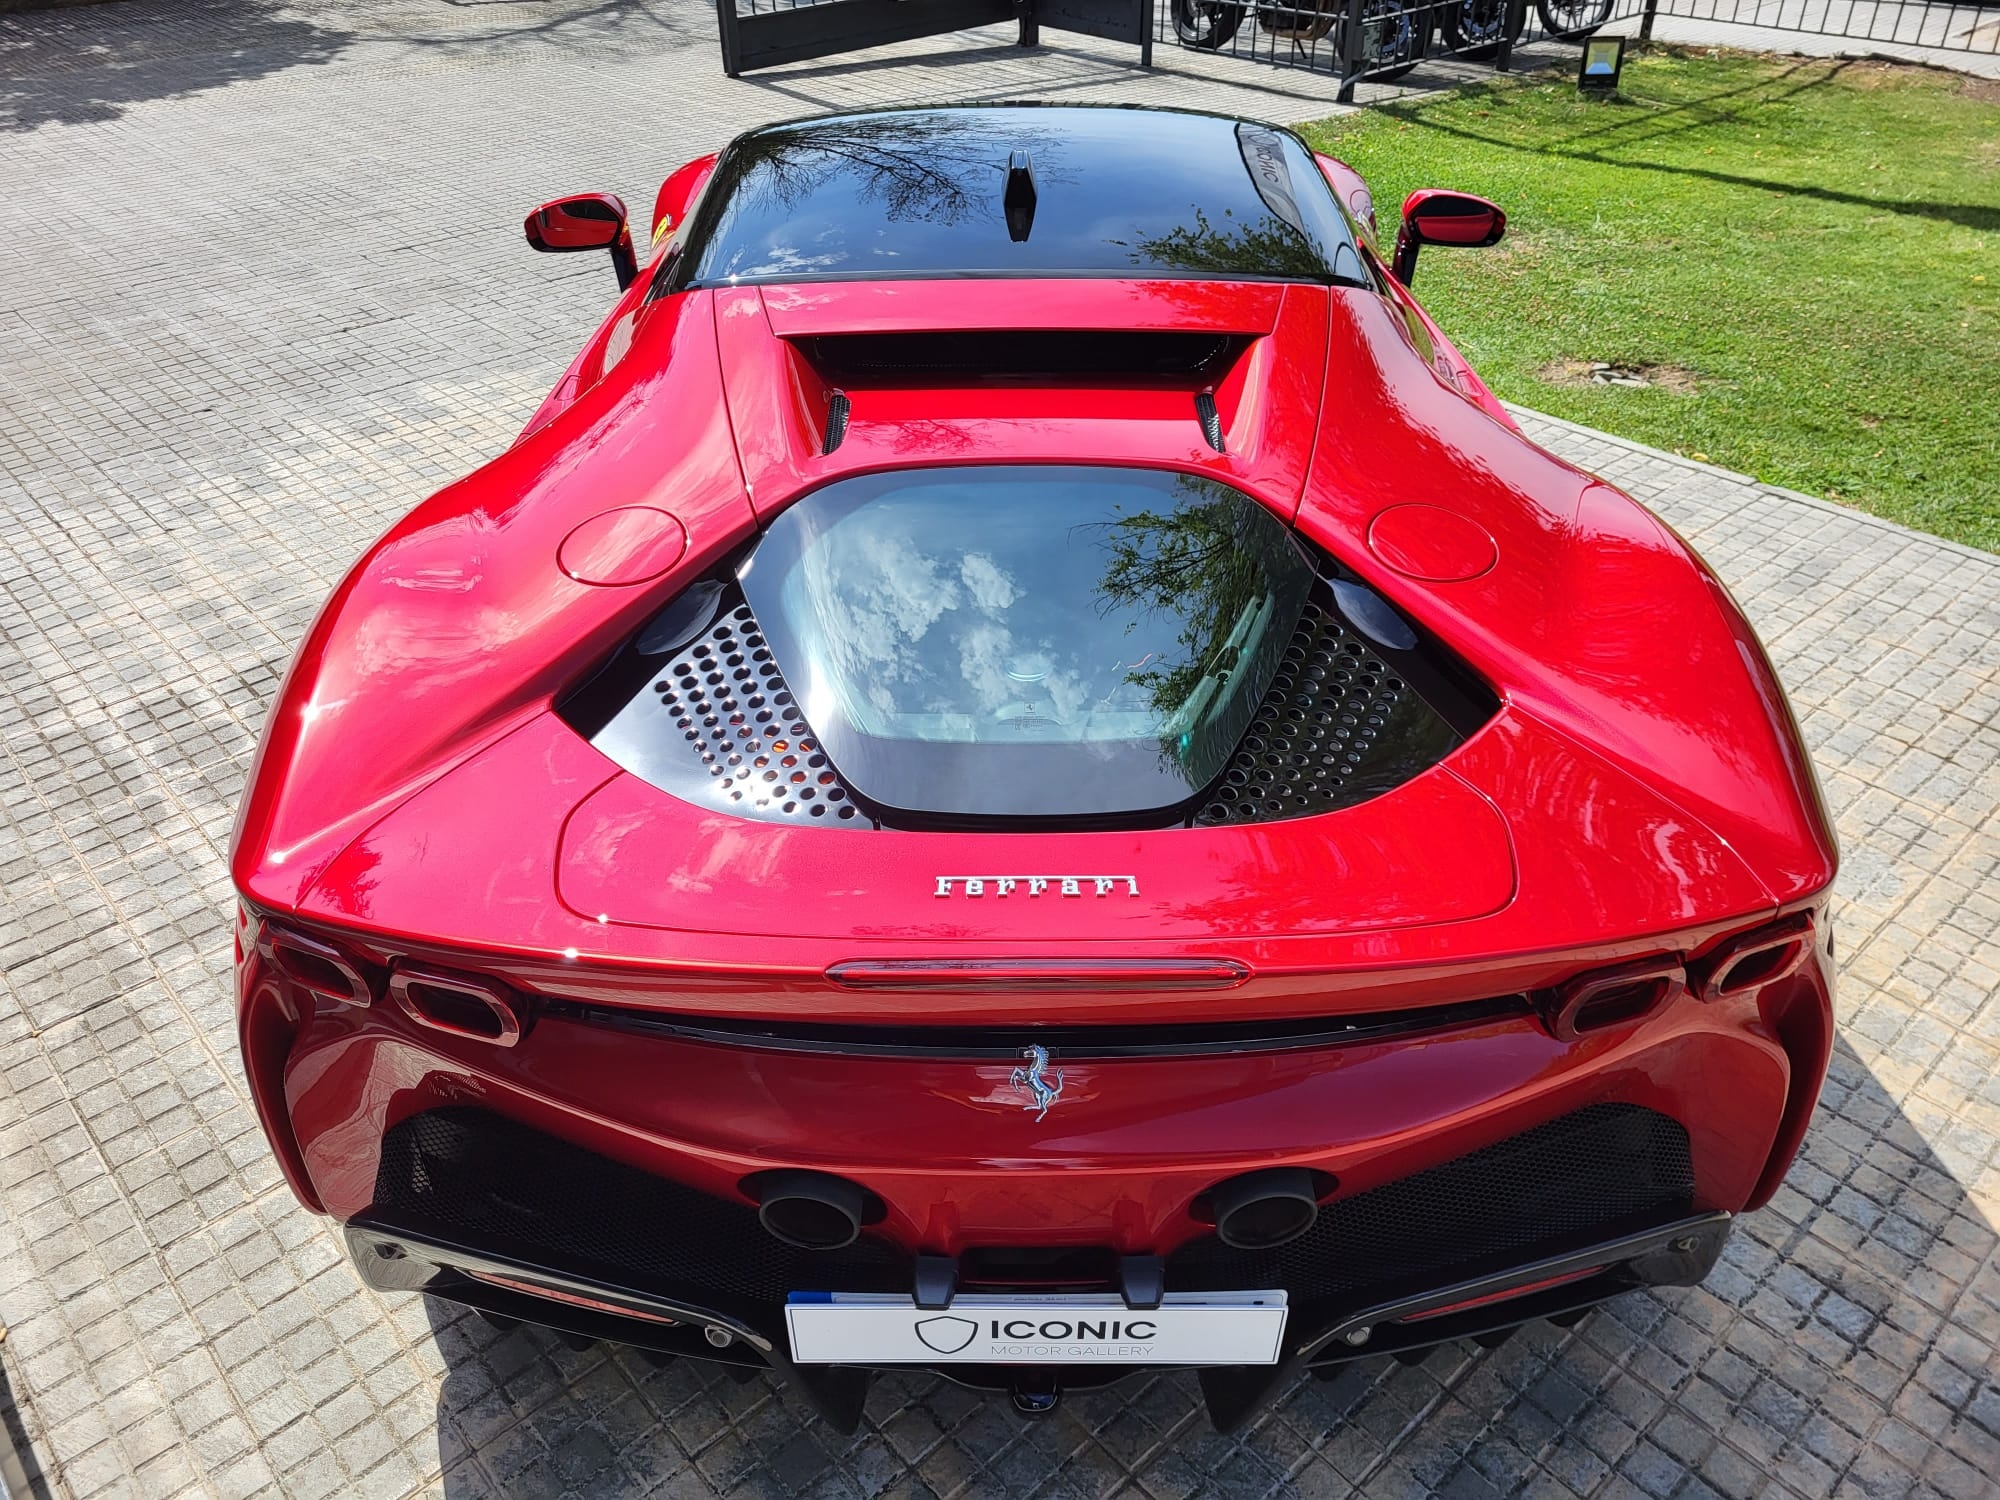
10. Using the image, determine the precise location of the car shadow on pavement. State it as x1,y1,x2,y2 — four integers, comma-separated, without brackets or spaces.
0,1357,55,1500
420,1031,1999,1497
0,0,354,133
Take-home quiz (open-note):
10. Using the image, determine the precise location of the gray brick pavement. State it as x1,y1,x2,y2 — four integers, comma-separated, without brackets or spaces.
1,4,1996,1497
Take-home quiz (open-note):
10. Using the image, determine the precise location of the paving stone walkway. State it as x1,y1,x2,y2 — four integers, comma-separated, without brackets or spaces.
1,4,1997,1498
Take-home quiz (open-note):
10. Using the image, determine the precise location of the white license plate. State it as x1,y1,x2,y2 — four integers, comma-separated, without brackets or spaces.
786,1290,1287,1365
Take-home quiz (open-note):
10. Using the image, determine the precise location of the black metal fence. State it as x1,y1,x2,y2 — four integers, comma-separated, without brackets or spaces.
718,0,1154,74
1155,0,1997,96
713,0,1996,82
1644,0,1996,53
1160,0,1634,97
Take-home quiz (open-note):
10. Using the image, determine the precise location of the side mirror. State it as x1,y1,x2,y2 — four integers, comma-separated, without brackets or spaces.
524,193,637,291
1391,190,1506,286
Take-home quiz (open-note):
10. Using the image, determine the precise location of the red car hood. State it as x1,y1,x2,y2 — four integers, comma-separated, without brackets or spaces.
233,276,1833,988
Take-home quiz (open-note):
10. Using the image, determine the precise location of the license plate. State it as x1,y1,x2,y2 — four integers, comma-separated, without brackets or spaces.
785,1290,1287,1365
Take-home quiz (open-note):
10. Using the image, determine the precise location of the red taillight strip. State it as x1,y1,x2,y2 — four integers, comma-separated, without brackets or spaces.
825,958,1252,991
1696,913,1815,1003
463,1270,680,1325
1400,1265,1605,1322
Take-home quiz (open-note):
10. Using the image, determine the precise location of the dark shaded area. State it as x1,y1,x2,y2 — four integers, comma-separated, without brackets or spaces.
0,1355,53,1500
0,0,705,134
0,0,355,132
409,0,702,55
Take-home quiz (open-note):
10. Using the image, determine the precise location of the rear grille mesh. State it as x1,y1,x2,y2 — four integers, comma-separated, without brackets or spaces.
1195,600,1461,826
371,1104,1692,1342
368,1109,907,1319
1170,1104,1695,1315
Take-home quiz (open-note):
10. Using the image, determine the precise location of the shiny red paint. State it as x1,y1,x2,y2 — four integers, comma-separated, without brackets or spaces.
650,153,717,243
232,139,1836,1292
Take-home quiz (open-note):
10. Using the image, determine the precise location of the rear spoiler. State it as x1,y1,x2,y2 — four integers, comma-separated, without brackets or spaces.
759,278,1285,339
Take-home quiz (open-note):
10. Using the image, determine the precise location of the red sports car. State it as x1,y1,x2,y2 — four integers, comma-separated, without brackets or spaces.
233,105,1837,1430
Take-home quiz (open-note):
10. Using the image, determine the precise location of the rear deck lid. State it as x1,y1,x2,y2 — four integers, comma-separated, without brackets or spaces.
555,763,1513,942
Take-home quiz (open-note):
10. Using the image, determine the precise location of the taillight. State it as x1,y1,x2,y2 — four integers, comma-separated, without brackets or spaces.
1694,912,1814,1003
1536,955,1686,1042
390,964,528,1047
825,958,1251,991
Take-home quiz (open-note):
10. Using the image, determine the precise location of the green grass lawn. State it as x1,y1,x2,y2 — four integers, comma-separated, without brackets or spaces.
1300,49,2000,551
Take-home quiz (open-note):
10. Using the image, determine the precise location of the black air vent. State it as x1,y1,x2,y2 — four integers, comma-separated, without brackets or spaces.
368,1108,908,1322
796,330,1246,382
1170,1104,1695,1320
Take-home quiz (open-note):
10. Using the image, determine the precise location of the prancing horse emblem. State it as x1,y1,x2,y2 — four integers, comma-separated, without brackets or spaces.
1010,1045,1065,1120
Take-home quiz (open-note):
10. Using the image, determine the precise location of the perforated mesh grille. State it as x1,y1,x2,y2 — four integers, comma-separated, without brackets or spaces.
368,1109,908,1320
1194,601,1457,826
652,603,864,825
1169,1104,1695,1317
370,1105,1692,1336
585,586,1470,829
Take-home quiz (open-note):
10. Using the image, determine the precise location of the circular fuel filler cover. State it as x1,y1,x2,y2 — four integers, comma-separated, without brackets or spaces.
558,506,687,586
1366,503,1499,583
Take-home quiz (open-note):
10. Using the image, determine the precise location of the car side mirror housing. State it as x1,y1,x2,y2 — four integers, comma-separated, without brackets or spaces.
524,192,637,290
1391,190,1506,286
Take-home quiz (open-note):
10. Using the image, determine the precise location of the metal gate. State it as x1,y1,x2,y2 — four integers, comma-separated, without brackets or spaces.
717,0,1155,74
1155,0,1996,97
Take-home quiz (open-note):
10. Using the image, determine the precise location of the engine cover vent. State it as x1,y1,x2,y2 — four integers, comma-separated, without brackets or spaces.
577,591,868,827
565,576,1489,831
796,330,1246,383
1193,600,1462,827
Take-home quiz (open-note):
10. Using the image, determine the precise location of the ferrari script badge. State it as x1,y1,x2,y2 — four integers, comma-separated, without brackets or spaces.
935,874,1139,898
1010,1046,1065,1120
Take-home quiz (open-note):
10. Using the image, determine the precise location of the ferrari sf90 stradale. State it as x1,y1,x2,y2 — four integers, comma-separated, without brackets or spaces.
234,105,1836,1428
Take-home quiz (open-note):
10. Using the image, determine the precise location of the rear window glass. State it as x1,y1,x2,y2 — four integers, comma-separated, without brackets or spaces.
741,465,1316,822
664,106,1365,290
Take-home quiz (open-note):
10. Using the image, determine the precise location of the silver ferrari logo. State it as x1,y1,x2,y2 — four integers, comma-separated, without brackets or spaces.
1010,1046,1065,1120
935,874,1140,898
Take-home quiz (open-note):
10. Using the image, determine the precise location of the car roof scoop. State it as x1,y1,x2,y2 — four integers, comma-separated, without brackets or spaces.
1003,150,1036,243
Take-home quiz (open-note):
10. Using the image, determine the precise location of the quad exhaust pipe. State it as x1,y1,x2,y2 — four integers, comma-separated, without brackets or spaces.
1208,1168,1322,1250
753,1170,872,1250
756,1167,1324,1252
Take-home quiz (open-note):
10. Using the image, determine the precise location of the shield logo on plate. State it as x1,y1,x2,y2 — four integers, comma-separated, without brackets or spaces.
913,1315,978,1354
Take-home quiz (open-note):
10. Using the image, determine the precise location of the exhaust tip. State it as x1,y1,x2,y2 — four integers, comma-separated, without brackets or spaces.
1208,1168,1321,1250
751,1170,871,1250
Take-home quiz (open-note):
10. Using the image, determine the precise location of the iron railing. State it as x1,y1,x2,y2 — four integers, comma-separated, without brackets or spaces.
1154,0,1994,96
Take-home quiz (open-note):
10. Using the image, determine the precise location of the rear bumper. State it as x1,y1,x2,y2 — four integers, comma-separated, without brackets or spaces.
243,914,1831,1430
344,1180,1732,1431
258,951,1829,1246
